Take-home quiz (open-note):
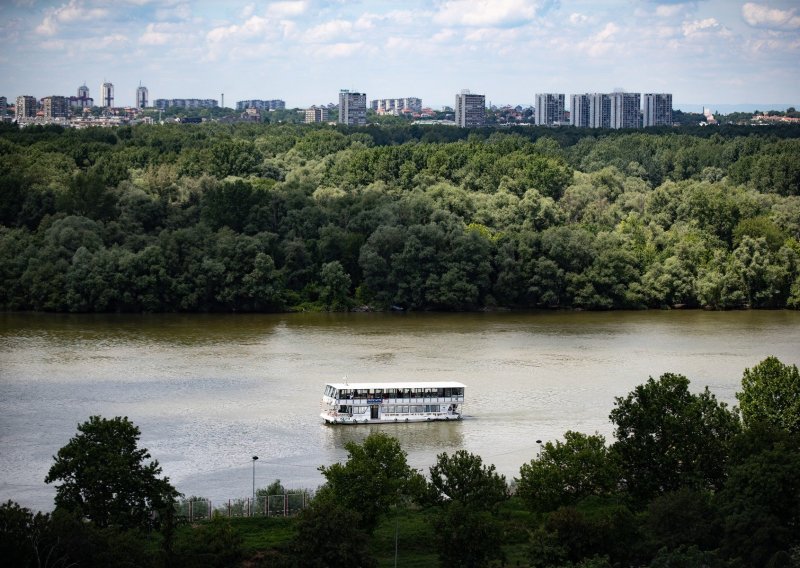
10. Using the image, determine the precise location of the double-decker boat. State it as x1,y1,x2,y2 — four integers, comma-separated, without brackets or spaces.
320,381,465,424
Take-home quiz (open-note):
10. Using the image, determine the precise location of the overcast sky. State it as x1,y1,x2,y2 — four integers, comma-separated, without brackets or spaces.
2,0,799,110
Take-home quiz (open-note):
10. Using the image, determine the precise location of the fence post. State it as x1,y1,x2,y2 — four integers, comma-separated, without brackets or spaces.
208,500,212,519
267,495,270,517
284,493,288,517
228,499,231,518
189,499,193,522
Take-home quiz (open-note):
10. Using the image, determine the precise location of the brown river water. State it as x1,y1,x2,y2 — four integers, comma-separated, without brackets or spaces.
1,310,798,512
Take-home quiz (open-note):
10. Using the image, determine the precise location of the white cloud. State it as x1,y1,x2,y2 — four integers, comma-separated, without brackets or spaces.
433,0,541,28
311,41,364,58
140,22,190,46
742,2,800,30
569,13,588,25
207,15,272,43
682,17,722,36
655,4,684,18
595,22,619,42
35,0,110,35
268,1,308,18
305,19,353,43
97,33,128,48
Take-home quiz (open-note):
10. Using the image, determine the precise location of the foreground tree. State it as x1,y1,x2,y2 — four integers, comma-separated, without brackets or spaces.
737,356,800,432
45,416,180,530
425,450,509,568
516,431,620,513
609,374,740,503
318,432,421,533
290,491,376,568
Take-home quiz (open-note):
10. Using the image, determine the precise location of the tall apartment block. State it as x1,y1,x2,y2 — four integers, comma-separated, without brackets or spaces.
570,94,591,128
136,84,149,109
455,90,485,127
101,82,114,108
610,92,641,129
43,96,68,118
16,95,37,119
535,93,566,126
305,106,329,123
338,90,367,126
0,96,7,119
589,93,611,128
643,93,672,127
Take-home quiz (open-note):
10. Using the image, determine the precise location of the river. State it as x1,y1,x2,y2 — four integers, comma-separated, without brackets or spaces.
1,310,798,512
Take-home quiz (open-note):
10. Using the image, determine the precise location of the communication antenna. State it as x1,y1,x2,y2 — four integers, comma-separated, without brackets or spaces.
221,92,224,109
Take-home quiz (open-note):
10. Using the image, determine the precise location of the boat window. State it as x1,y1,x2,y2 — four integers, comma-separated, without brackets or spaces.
387,388,396,396
401,405,409,413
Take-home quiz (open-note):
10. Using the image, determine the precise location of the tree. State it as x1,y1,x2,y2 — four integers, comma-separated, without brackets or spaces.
45,416,180,530
717,426,800,567
609,374,740,503
425,450,509,568
289,491,376,568
319,260,351,310
516,431,620,513
737,356,800,432
318,432,421,533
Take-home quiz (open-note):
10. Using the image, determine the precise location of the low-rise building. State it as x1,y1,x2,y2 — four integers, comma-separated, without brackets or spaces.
305,105,329,123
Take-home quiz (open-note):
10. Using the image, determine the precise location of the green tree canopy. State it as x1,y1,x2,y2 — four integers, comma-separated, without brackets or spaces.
516,431,620,513
609,373,741,503
44,415,180,530
318,432,421,533
737,356,800,432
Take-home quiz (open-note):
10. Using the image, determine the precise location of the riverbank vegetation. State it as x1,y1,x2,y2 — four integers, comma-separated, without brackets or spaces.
1,121,799,312
2,356,798,567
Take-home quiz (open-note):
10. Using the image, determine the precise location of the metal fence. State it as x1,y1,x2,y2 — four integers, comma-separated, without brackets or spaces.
175,493,310,522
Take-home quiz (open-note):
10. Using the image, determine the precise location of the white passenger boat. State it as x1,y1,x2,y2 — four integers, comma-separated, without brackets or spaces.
320,381,465,424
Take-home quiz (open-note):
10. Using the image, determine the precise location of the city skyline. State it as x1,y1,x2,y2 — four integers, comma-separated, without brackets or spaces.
1,0,799,110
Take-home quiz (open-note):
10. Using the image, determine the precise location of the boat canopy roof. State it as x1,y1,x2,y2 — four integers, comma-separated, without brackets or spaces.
325,381,466,390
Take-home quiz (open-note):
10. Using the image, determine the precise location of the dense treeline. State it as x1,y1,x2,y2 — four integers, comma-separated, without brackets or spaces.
1,121,799,312
2,357,798,567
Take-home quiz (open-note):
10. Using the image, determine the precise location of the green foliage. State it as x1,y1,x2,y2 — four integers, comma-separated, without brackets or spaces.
610,373,741,503
425,450,509,568
1,122,799,312
173,513,244,568
289,493,376,568
737,356,800,432
44,415,181,530
318,432,421,533
717,426,800,567
516,431,620,513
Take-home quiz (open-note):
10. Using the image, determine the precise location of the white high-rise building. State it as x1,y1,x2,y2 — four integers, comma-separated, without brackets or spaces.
136,84,148,109
101,82,114,108
589,93,611,128
610,91,641,129
535,93,566,126
570,94,590,128
455,90,485,127
338,90,367,126
643,93,672,127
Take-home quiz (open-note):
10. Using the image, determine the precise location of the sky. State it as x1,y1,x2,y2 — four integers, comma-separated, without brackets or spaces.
1,0,799,110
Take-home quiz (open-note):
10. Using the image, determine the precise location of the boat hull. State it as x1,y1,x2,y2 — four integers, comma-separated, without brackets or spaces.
320,412,462,425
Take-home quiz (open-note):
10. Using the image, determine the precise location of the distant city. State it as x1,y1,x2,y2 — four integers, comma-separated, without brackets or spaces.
2,81,798,129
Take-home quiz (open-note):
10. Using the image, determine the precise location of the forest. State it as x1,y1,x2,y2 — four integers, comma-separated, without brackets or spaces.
1,121,799,312
2,356,798,567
